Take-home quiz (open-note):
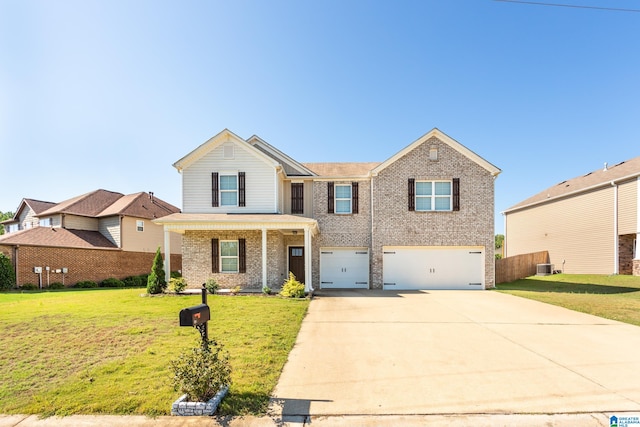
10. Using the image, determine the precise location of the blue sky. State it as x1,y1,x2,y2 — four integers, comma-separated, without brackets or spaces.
1,0,638,234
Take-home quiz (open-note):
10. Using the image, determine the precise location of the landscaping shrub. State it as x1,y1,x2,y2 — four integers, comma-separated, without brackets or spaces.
170,339,232,402
146,247,167,295
100,277,125,288
74,280,98,289
48,282,65,290
170,277,187,293
0,253,15,290
262,286,272,295
205,278,219,294
20,283,38,291
122,274,148,288
280,272,305,298
170,271,182,279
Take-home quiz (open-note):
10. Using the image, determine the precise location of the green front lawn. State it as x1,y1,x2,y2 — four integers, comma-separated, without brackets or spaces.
496,274,640,327
0,289,309,416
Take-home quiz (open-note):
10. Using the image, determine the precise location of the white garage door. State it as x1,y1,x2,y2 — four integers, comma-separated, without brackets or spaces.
383,246,484,290
320,248,369,289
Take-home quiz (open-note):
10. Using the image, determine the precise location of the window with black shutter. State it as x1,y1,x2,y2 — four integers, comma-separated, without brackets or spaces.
327,182,334,214
408,178,415,211
238,172,246,207
453,178,460,211
352,182,359,214
211,238,219,273
291,183,304,214
238,238,246,273
212,172,219,207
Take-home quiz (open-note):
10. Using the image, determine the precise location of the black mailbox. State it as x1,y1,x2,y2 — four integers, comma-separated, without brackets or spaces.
179,304,210,327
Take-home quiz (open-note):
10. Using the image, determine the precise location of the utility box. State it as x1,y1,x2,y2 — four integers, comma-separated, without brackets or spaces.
179,304,210,327
34,267,42,274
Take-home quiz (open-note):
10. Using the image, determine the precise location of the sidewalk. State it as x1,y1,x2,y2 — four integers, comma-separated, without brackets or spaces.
0,413,621,426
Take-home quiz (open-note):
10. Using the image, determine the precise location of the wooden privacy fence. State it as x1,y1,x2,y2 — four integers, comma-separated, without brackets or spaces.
495,251,550,284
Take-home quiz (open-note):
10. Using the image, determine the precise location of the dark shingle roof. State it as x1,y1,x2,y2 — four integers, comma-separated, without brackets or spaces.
0,227,117,249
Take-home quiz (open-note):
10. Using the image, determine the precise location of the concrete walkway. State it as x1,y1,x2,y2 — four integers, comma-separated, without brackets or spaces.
270,289,640,419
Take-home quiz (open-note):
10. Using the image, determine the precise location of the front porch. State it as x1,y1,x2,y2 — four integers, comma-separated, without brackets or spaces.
154,213,319,291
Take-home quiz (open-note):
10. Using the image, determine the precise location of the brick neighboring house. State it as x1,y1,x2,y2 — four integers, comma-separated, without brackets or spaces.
0,190,182,287
503,157,640,276
155,128,500,290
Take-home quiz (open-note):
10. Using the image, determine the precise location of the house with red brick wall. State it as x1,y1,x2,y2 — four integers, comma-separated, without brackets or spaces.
0,190,182,287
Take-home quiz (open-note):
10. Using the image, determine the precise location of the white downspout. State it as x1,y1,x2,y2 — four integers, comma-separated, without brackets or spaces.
304,226,312,292
262,228,268,288
164,228,171,283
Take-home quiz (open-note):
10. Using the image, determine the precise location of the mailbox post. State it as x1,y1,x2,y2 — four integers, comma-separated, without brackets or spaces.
179,284,210,349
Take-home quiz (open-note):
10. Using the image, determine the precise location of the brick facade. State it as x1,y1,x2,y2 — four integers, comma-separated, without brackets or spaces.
371,137,496,289
0,244,181,287
619,234,635,275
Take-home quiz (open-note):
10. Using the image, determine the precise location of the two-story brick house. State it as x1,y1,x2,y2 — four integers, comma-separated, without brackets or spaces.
155,128,500,290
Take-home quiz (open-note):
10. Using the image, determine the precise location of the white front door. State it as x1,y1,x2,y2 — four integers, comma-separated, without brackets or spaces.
383,246,484,290
320,248,369,289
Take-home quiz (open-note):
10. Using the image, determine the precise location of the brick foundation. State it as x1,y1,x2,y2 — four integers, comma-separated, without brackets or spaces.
634,259,640,276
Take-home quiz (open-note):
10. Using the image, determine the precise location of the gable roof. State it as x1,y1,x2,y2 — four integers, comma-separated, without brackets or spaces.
97,192,180,219
371,128,501,177
38,189,124,217
303,162,381,178
0,227,117,249
2,198,56,224
173,128,280,173
247,135,316,177
505,156,640,213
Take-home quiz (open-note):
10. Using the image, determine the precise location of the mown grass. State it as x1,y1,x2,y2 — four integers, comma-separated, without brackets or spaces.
0,289,309,416
496,274,640,326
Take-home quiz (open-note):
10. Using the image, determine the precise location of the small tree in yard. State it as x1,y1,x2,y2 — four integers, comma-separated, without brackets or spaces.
0,253,16,290
147,247,167,294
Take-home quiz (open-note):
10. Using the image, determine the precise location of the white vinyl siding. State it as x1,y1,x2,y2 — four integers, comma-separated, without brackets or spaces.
182,141,277,213
506,187,615,274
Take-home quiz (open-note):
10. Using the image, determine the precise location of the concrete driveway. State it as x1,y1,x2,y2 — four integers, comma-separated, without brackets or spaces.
270,290,640,417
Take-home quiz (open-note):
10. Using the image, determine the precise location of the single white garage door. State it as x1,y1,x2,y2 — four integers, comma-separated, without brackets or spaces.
383,246,484,290
320,248,369,289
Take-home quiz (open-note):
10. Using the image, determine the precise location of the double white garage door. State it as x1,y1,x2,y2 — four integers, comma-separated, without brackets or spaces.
319,246,484,290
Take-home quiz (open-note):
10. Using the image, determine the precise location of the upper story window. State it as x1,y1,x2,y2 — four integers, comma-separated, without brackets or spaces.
291,183,304,214
212,172,246,207
136,220,144,232
39,218,51,227
335,184,352,214
327,182,359,214
409,178,460,212
220,175,238,206
7,224,19,233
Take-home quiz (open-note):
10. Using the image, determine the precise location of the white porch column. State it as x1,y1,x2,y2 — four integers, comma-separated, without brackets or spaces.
262,228,268,288
304,226,312,292
163,228,171,283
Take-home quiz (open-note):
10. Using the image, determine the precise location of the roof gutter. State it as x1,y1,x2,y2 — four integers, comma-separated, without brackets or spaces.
503,171,640,215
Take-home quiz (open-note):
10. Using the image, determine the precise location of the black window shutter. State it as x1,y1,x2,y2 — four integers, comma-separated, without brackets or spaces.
238,238,246,273
452,178,460,211
408,178,415,211
352,182,359,214
327,182,334,214
212,172,219,207
291,183,304,214
238,172,246,207
211,238,219,273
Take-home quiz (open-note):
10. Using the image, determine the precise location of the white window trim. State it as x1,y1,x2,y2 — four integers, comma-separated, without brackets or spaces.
335,184,352,214
416,180,452,212
219,173,238,207
220,240,239,273
136,220,144,232
39,218,51,227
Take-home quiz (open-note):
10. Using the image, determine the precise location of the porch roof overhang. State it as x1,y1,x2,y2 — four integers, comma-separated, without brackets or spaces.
153,213,319,235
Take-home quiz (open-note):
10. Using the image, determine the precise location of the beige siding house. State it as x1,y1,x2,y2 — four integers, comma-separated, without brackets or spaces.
503,158,640,276
156,128,501,290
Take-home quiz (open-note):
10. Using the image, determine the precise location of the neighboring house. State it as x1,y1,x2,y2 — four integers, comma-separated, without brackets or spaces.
503,157,640,276
0,189,182,286
155,128,500,291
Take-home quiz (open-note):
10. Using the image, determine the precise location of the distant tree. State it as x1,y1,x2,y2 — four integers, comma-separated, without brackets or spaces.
147,247,167,294
495,234,505,259
0,253,16,290
0,211,14,235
